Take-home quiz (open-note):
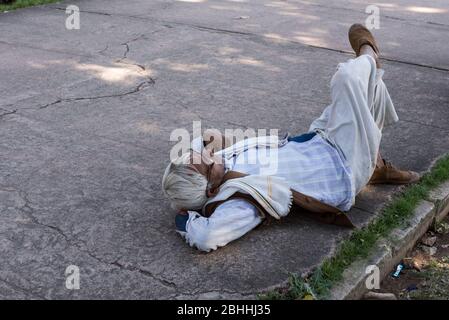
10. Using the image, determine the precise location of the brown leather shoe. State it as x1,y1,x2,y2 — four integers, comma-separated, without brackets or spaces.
369,159,420,185
348,23,381,67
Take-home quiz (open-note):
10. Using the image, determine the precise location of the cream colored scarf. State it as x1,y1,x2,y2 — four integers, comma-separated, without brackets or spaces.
202,175,293,220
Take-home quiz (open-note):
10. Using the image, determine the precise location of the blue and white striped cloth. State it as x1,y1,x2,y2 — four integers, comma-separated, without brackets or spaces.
226,134,354,211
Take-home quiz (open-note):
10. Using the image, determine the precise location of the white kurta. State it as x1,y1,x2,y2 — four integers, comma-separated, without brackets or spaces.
183,199,262,252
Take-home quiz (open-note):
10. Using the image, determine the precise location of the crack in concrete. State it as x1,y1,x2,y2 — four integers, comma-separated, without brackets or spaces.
145,18,449,72
4,185,252,298
34,32,161,111
3,33,158,114
116,35,147,64
98,44,109,54
4,6,446,74
52,2,449,30
165,285,258,299
2,3,447,299
48,6,449,72
297,2,449,29
120,43,130,61
116,41,146,71
38,79,155,109
4,186,179,292
191,25,253,37
111,261,177,289
54,7,112,17
0,109,17,120
426,21,449,28
189,25,449,72
115,30,165,71
379,56,449,72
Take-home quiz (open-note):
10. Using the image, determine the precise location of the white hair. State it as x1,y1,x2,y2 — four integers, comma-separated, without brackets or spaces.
162,153,209,210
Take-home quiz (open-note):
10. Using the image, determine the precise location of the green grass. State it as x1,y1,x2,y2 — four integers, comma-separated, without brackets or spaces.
0,0,59,11
260,153,449,300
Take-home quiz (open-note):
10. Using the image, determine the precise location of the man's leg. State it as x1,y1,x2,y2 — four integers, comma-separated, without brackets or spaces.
310,25,418,194
367,66,419,185
315,53,383,194
354,27,419,185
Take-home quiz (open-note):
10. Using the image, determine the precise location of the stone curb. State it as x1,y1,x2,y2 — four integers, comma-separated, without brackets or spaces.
328,181,449,300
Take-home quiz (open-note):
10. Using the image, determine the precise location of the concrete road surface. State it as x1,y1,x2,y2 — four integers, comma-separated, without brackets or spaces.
0,0,448,299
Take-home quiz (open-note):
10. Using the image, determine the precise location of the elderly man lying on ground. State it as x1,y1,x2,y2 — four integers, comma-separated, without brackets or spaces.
162,24,420,252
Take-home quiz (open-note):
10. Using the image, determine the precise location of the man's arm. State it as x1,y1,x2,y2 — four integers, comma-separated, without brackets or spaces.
175,199,262,252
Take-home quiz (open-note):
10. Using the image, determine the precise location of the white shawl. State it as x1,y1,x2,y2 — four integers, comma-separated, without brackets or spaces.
202,175,293,220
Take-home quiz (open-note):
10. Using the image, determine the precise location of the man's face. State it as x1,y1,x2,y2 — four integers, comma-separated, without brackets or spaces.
190,149,225,197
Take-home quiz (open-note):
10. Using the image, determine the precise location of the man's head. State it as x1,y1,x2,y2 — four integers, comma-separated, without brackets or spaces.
162,148,225,210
